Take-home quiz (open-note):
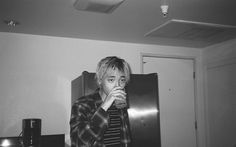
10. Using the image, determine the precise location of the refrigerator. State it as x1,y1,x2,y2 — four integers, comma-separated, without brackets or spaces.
71,71,161,147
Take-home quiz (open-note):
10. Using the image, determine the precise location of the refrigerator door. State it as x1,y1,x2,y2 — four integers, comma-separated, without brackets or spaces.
127,73,160,147
71,72,161,147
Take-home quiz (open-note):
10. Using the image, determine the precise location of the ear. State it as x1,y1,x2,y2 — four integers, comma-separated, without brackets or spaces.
97,79,102,86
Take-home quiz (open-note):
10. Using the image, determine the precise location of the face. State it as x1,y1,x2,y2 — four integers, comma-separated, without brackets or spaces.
99,68,127,96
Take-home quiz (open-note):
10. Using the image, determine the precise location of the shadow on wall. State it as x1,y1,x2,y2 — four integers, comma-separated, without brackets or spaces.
1,99,68,138
0,73,71,139
1,100,71,146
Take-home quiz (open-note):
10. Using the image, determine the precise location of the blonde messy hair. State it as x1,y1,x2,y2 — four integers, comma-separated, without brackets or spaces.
95,56,131,87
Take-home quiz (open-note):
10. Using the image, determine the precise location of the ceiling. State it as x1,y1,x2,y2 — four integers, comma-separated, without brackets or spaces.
1,0,236,48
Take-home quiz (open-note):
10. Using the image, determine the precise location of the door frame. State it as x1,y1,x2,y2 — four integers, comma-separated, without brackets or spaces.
141,53,199,147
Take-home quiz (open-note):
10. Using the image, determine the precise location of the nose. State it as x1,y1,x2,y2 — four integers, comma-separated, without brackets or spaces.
115,80,121,87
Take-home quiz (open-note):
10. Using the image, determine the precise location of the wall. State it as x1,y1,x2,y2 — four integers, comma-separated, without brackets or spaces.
203,39,236,147
0,32,204,146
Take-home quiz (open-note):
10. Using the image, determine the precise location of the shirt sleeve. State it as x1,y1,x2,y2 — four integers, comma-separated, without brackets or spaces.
70,101,109,147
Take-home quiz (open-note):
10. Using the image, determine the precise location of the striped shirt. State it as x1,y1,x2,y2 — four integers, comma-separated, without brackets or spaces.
70,90,131,147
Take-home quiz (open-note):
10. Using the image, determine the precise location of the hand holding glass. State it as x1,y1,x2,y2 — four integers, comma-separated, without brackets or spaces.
114,89,127,109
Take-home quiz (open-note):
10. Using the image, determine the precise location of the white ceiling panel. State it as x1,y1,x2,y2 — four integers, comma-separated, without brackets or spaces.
1,0,236,48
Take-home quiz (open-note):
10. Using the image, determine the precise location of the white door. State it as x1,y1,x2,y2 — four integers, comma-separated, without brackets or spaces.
143,56,197,147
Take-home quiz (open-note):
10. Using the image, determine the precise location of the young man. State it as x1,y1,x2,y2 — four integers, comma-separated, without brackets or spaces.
70,56,131,147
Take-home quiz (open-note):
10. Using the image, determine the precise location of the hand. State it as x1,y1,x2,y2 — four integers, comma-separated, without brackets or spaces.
114,99,127,109
101,87,126,111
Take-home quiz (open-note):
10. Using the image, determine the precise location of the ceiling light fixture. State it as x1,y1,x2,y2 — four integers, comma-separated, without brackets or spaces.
160,0,169,17
4,20,20,27
73,0,125,13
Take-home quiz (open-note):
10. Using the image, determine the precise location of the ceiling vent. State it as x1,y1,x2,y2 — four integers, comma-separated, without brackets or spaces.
73,0,125,13
145,19,236,47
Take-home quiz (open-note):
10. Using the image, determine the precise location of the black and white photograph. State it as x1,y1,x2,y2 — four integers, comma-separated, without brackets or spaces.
0,0,236,147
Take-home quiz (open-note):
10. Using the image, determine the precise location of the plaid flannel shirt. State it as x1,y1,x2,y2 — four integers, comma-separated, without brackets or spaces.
70,90,131,147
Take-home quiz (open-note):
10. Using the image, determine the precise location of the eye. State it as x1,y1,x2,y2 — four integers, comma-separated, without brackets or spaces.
120,78,126,83
107,78,115,82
